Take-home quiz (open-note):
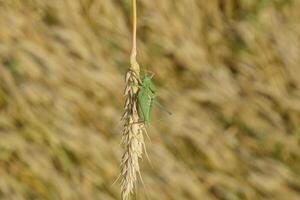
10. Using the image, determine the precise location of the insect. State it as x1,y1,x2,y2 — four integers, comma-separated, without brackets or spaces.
137,73,171,126
137,74,156,126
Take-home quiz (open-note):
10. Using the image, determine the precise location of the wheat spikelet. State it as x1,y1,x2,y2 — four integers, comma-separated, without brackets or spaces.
119,1,147,199
120,69,147,200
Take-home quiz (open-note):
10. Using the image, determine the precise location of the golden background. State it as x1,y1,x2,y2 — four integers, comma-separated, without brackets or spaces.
0,0,300,199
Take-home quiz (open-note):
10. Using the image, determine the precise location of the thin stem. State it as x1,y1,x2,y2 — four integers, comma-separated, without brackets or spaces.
130,0,140,73
132,0,137,56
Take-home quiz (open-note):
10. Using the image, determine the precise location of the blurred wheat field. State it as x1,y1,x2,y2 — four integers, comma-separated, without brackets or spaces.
1,0,300,200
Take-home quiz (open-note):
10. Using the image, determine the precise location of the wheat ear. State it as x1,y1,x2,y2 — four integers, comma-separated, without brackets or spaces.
120,0,147,199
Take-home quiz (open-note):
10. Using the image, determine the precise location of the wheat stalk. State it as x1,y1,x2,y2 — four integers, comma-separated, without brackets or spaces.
119,0,147,199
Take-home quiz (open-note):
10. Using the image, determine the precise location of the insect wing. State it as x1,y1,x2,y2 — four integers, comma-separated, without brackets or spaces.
138,88,149,122
138,87,155,125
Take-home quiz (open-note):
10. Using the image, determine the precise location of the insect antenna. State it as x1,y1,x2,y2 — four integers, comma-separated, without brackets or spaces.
144,69,155,78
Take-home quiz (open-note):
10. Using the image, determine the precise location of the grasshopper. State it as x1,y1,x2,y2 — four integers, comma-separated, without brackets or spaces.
138,74,156,126
137,73,171,126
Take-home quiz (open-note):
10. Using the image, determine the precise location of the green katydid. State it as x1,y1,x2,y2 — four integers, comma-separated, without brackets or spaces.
137,73,171,126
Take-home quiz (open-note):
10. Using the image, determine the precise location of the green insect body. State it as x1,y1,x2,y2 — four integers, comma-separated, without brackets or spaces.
137,75,156,126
